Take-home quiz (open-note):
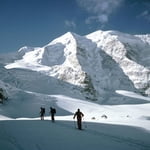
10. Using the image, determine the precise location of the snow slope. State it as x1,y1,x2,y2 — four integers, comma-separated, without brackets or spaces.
0,30,150,150
0,91,150,150
1,120,150,150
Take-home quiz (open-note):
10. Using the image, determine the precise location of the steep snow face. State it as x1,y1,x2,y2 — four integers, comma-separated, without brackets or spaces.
4,30,150,101
5,32,87,87
43,32,86,85
86,30,150,96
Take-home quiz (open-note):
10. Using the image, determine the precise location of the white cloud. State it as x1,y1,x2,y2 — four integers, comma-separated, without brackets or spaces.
76,0,124,24
138,10,150,22
65,20,76,28
85,14,108,24
85,16,97,24
97,14,108,23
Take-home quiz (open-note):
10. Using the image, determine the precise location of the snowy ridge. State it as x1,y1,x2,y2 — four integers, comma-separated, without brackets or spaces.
136,34,150,45
86,30,150,95
4,30,150,100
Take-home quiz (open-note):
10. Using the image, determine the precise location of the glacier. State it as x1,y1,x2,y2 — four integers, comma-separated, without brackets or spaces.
0,30,150,150
4,30,150,102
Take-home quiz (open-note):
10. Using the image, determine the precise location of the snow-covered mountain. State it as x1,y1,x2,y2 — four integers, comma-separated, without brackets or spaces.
3,30,150,103
0,30,150,150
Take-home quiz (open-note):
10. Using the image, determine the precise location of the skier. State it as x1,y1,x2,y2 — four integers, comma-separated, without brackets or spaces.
40,107,45,120
50,107,56,122
73,109,84,130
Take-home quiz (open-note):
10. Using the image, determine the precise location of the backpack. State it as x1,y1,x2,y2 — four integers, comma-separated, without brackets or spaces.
43,108,45,114
53,108,56,114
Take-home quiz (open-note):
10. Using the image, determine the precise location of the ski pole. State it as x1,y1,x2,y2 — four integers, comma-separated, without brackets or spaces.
83,117,87,129
73,118,76,128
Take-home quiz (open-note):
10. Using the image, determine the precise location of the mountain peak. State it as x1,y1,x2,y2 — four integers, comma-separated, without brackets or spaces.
4,30,150,100
47,31,80,46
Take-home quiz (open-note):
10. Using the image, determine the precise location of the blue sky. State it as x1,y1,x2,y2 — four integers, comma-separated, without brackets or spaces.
0,0,150,53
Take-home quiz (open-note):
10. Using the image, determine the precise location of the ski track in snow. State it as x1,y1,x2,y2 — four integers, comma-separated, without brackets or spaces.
0,91,150,150
53,120,150,150
0,119,150,150
0,90,150,150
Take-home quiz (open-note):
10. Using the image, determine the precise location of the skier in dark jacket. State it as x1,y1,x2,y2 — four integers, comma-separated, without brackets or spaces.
50,107,56,122
40,107,45,120
73,109,84,130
